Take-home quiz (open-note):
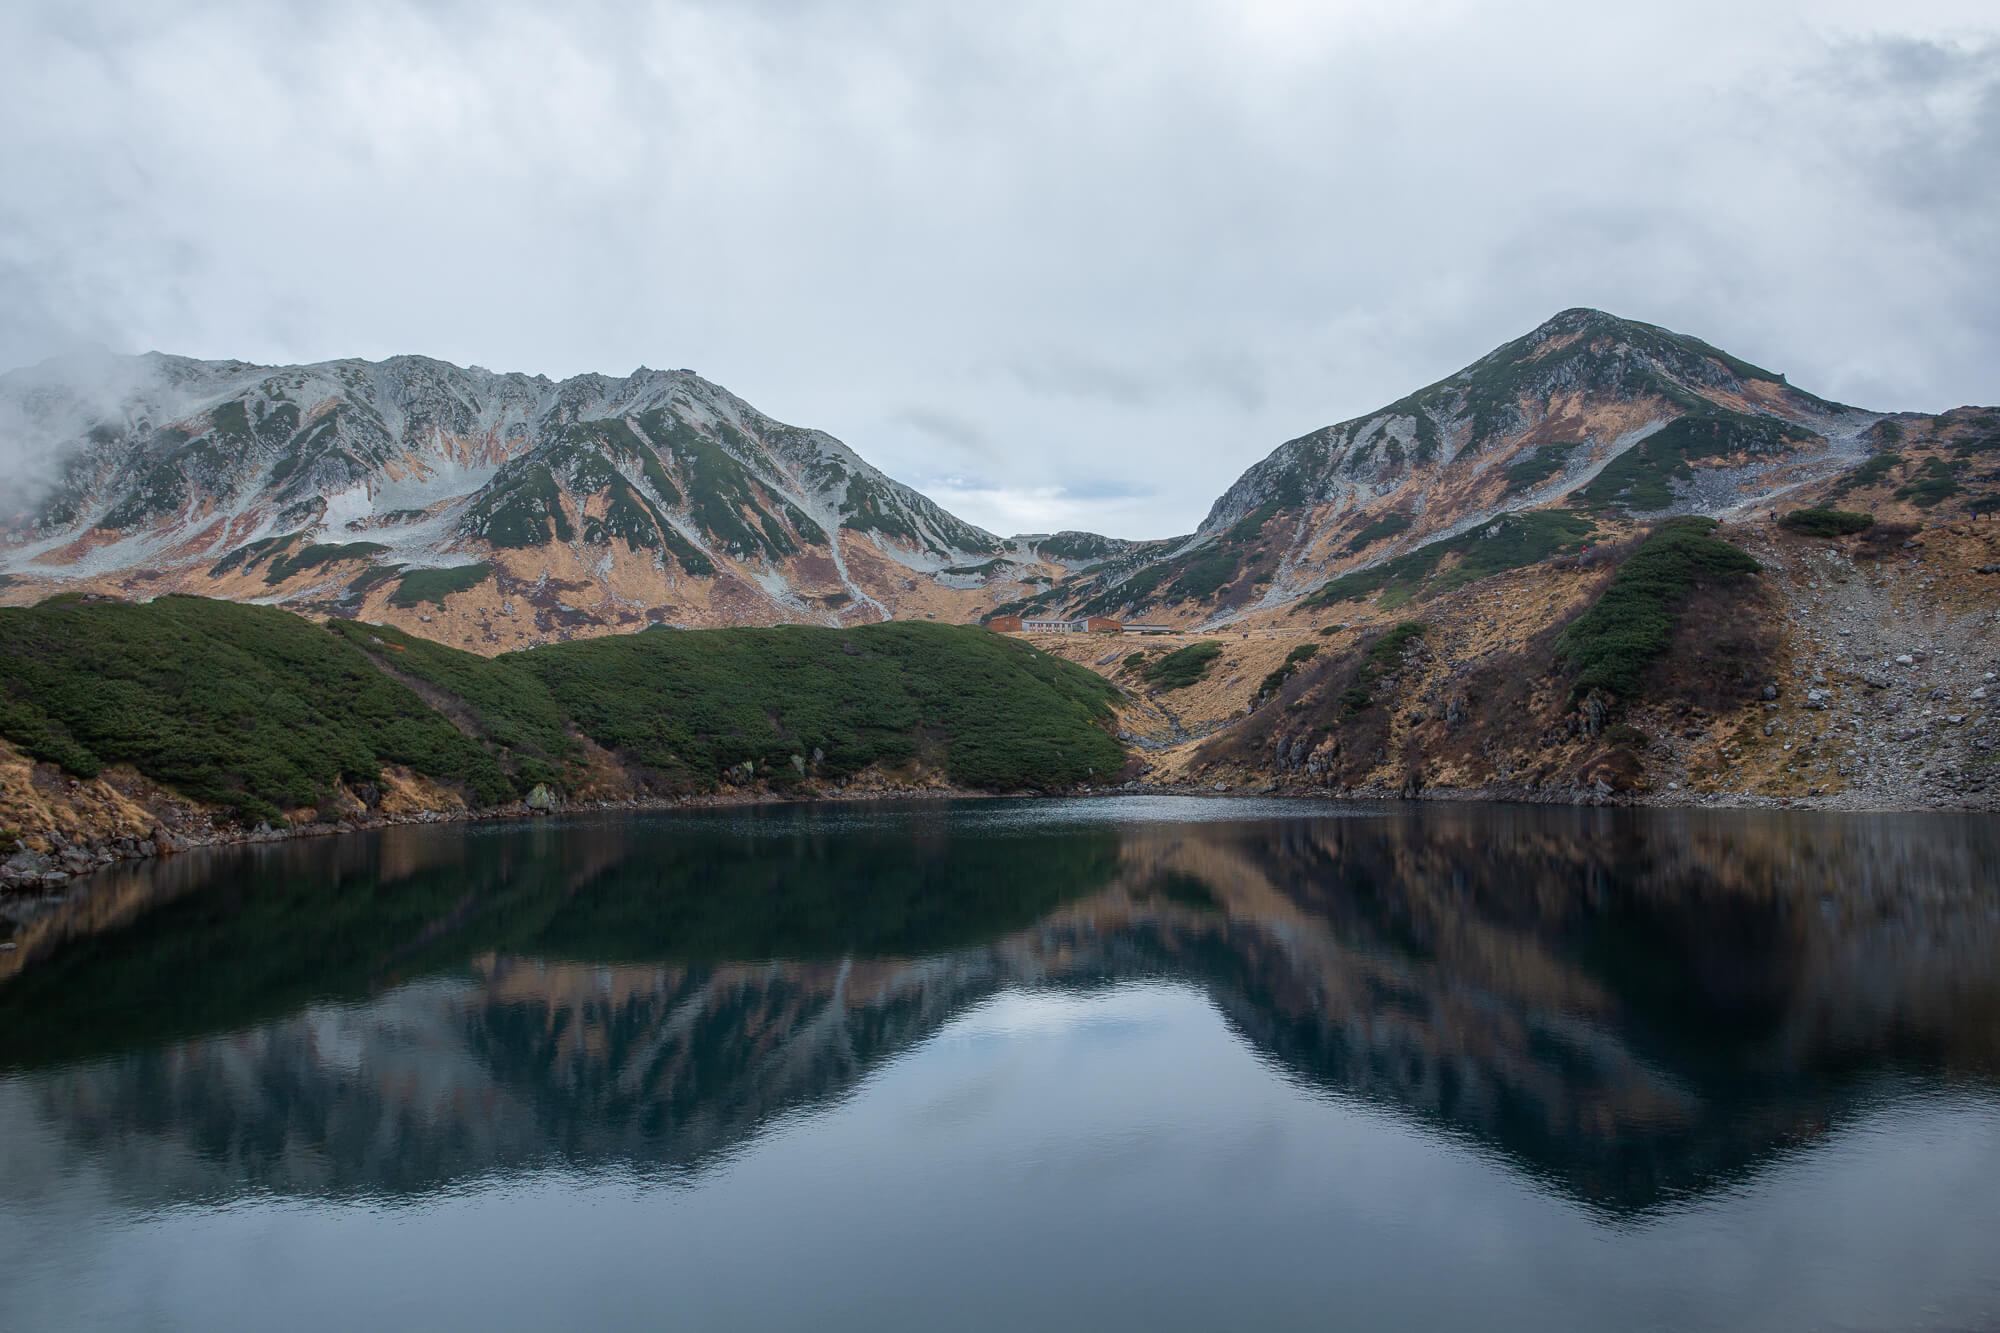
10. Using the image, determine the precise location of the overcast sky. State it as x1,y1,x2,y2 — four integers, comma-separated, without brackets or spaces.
2,0,1995,538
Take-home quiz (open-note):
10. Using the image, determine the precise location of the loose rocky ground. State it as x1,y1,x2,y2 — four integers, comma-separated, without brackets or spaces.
1715,520,2000,808
1025,517,2000,812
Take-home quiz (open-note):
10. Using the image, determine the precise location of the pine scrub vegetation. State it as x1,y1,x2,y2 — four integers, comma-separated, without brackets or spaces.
1142,641,1225,691
1778,509,1874,538
1555,517,1761,702
0,598,1130,825
0,596,513,820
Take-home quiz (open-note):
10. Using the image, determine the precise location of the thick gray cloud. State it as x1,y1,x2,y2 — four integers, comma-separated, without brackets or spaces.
1,0,1995,537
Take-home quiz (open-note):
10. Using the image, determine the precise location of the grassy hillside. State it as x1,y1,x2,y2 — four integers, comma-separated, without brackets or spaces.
327,620,577,789
0,597,1128,824
509,620,1124,790
0,596,513,820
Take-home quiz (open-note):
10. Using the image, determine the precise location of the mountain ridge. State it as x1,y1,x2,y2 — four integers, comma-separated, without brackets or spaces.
0,349,1065,641
998,307,1885,630
4,309,1992,653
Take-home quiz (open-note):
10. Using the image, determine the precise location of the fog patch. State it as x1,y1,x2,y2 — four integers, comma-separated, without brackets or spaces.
0,350,179,527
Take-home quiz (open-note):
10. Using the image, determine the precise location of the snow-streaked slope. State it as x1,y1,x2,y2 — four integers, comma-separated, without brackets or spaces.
0,353,1058,643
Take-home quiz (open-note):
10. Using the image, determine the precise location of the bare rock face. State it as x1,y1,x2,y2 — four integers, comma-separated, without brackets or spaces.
0,352,1062,643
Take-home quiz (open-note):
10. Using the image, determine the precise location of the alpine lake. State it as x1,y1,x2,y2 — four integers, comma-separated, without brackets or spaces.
1,796,1996,1331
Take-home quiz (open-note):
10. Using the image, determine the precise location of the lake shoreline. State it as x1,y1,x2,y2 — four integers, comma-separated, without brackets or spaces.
6,769,1982,906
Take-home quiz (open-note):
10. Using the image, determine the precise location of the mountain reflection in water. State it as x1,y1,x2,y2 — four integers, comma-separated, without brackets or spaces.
1,797,1994,1224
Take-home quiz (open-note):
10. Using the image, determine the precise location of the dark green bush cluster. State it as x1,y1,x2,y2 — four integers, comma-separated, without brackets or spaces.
389,564,493,608
1168,549,1241,601
1258,643,1321,697
1364,622,1427,670
643,414,799,559
1555,518,1760,701
1949,426,2000,458
451,415,740,576
262,541,388,585
1070,500,1288,616
209,533,301,577
1832,451,1902,497
1345,512,1412,553
1142,641,1224,691
1336,622,1428,714
461,459,573,547
1778,508,1873,538
1895,457,1962,509
984,580,1069,623
836,472,926,548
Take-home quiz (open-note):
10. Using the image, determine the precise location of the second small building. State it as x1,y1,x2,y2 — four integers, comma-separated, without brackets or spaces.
987,615,1124,634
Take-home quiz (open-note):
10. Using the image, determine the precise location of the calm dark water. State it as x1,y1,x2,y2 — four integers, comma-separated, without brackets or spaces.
1,797,1997,1331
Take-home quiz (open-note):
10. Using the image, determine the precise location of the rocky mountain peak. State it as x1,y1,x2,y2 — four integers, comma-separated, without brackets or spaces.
0,351,1037,641
1009,310,1877,629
